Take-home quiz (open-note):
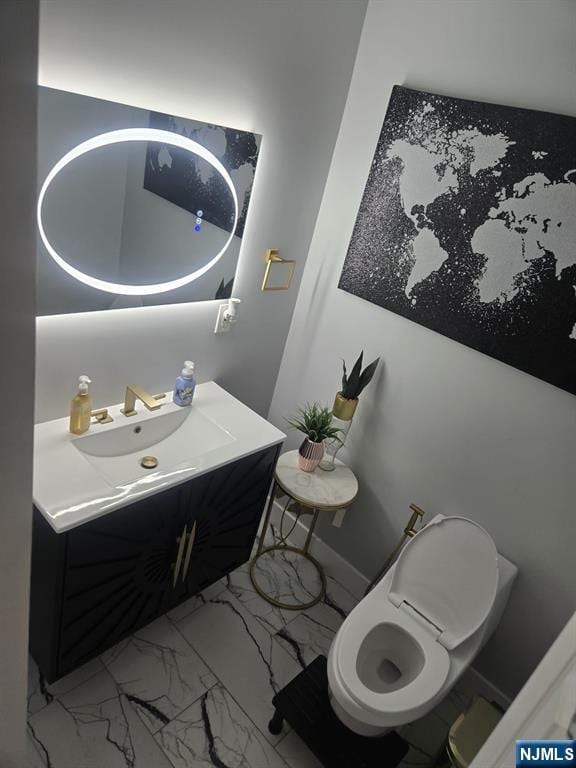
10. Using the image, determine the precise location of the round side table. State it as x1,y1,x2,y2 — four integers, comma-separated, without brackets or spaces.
250,450,358,610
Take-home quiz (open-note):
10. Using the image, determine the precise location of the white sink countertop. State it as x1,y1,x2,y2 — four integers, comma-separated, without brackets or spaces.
34,381,285,533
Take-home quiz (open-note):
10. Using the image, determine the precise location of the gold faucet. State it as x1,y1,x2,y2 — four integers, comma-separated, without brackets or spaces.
120,385,166,417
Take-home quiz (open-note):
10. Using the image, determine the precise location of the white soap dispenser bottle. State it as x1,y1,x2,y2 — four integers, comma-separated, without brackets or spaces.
173,361,196,407
69,375,92,434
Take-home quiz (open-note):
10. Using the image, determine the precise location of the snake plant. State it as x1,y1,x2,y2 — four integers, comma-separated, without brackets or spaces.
341,351,380,400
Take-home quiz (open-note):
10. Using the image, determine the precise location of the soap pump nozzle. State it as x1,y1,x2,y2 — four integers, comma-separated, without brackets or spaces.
78,375,92,394
181,361,195,378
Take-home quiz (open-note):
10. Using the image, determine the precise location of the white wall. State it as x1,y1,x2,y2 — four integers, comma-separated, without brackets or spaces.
0,2,38,764
36,0,367,421
269,0,576,698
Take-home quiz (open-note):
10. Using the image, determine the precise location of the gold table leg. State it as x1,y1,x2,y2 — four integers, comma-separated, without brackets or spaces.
303,508,319,554
250,489,326,610
255,480,277,558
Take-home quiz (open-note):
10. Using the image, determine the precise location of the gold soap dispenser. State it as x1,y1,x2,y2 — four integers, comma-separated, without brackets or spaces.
69,375,92,435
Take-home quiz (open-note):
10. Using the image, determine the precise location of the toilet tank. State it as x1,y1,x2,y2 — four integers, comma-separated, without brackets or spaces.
480,552,518,644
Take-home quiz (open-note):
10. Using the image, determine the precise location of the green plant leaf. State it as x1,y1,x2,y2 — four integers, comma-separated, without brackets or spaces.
356,356,380,396
342,351,363,399
341,359,348,392
285,402,342,442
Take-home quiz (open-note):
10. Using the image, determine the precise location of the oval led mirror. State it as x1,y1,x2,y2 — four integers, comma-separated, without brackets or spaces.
36,87,261,315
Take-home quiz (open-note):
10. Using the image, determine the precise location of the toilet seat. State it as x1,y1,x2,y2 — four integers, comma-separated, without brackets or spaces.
334,597,450,718
331,516,500,725
389,516,499,650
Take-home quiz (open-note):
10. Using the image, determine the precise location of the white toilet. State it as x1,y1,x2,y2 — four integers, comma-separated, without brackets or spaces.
327,514,517,736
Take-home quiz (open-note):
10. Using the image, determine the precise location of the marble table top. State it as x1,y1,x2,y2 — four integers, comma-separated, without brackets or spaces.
275,450,358,510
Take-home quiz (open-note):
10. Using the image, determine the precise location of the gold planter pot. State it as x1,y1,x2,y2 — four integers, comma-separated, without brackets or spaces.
332,392,358,421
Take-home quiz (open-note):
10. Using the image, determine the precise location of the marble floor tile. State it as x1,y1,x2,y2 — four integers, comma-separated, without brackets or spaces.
27,667,172,767
225,562,291,635
27,654,105,716
273,568,361,669
175,589,301,744
320,551,368,604
26,727,47,768
27,657,55,718
275,730,323,768
266,511,368,603
274,609,337,669
228,548,359,669
241,547,323,611
167,578,228,623
228,545,358,622
156,682,288,768
101,614,217,734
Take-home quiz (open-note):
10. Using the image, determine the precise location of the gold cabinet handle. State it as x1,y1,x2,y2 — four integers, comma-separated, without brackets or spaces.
172,525,188,587
181,520,196,583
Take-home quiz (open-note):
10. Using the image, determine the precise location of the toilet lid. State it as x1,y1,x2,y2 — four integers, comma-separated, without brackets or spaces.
389,516,499,650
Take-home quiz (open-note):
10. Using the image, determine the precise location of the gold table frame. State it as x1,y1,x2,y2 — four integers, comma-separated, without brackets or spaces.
249,472,357,611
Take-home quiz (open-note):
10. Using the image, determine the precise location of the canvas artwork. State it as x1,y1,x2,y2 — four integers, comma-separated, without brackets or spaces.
144,111,261,238
339,86,576,396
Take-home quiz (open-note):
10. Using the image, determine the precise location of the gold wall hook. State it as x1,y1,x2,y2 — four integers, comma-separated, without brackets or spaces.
261,248,296,291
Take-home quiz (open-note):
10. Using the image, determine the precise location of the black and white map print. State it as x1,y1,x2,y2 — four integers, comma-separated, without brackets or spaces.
339,86,576,396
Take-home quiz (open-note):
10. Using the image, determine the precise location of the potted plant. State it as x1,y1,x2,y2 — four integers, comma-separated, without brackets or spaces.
333,351,380,421
287,402,342,472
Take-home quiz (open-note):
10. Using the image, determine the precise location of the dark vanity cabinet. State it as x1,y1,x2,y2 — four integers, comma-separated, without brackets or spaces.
30,445,280,682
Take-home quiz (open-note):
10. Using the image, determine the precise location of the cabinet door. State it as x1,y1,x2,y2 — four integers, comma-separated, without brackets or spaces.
176,447,279,597
59,486,183,674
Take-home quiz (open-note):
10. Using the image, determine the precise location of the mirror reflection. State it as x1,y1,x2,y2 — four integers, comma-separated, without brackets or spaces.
37,87,261,315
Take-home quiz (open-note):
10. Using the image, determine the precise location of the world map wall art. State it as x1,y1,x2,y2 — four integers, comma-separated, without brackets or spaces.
338,86,576,396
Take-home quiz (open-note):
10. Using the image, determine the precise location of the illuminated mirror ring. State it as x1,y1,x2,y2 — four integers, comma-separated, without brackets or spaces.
37,128,239,296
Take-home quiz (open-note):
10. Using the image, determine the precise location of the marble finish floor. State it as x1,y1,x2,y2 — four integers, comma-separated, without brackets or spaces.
27,527,492,768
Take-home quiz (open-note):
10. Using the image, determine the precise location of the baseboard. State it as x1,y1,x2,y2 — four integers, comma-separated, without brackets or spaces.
463,667,512,709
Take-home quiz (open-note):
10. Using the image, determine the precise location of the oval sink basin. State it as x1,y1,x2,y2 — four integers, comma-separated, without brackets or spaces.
73,405,235,486
75,408,189,458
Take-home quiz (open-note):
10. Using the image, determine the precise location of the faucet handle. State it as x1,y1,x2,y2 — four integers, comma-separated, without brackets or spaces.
91,408,113,425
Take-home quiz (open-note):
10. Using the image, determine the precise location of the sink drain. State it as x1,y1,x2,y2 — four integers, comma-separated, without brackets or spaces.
140,455,159,470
